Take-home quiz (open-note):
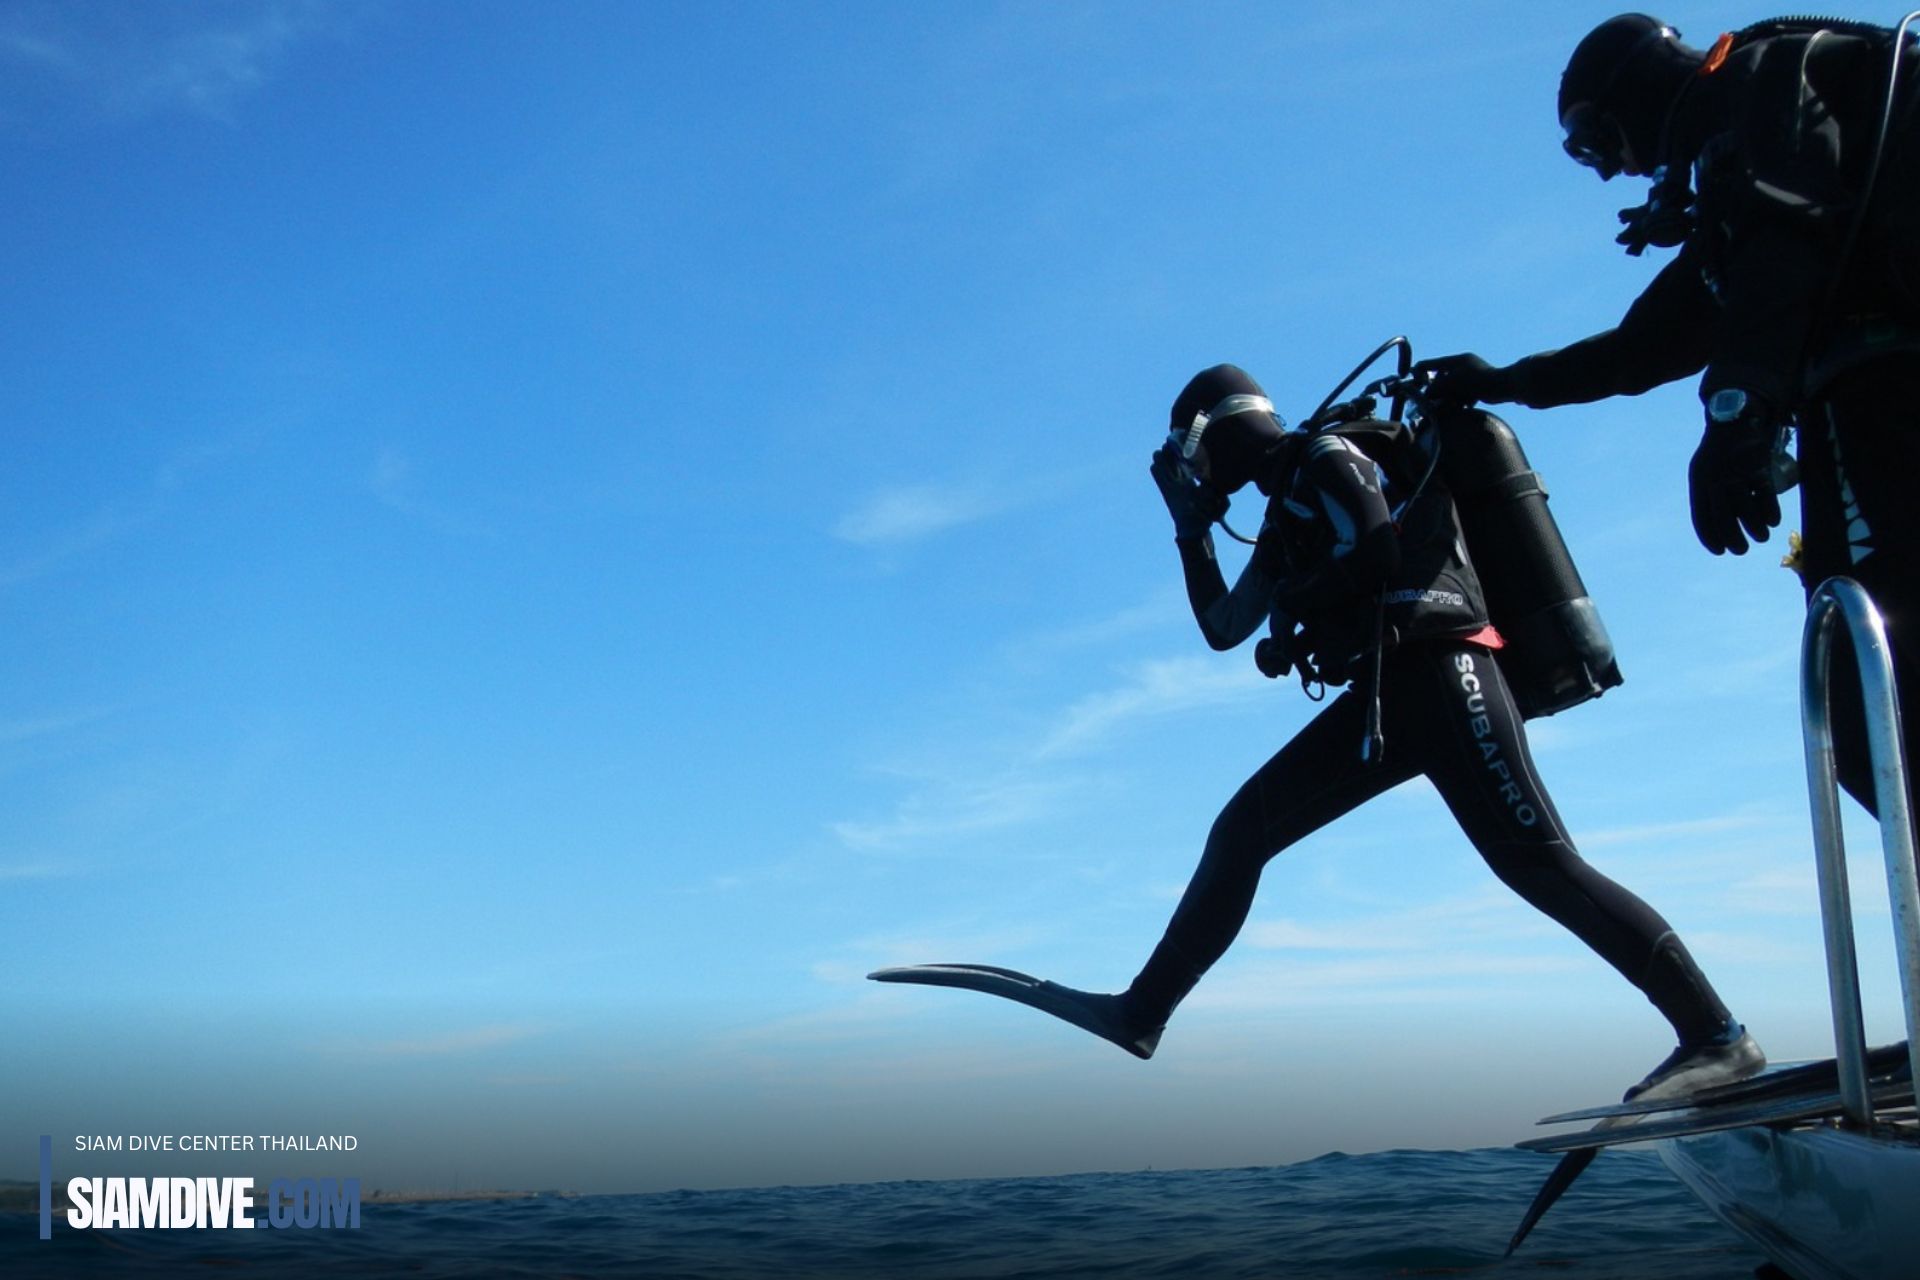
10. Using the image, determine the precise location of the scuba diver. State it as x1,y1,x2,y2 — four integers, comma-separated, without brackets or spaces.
1416,12,1920,821
876,362,1764,1104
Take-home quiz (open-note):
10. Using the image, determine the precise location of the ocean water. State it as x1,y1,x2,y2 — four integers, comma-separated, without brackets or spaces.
4,1147,1773,1279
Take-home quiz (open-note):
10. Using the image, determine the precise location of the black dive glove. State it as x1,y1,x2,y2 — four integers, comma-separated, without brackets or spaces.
1150,443,1227,539
1688,388,1789,556
1409,353,1517,406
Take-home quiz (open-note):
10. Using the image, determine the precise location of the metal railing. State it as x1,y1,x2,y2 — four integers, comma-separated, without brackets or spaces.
1801,577,1920,1125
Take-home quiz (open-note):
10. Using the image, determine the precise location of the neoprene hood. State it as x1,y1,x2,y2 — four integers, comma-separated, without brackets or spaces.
1167,364,1289,496
1559,14,1704,177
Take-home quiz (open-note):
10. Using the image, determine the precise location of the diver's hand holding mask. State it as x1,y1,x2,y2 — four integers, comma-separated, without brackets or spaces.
1151,443,1228,540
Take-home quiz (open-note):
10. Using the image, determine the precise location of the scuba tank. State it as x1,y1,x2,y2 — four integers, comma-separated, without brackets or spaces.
1289,337,1623,722
1432,405,1623,718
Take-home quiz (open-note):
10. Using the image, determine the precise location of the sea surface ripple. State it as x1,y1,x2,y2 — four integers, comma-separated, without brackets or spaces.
4,1146,1771,1278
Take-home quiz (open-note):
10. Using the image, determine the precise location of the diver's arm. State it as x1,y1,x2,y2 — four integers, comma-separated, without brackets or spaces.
1503,253,1718,407
1153,443,1274,650
1179,533,1279,652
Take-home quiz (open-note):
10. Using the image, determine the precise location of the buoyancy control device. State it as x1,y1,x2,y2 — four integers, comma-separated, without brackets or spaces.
1275,402,1621,719
1284,337,1625,720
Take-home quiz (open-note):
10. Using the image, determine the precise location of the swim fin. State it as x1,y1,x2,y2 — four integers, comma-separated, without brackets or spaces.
1518,1077,1916,1153
868,963,1162,1059
1506,1148,1598,1257
1536,1040,1911,1124
1505,1112,1636,1256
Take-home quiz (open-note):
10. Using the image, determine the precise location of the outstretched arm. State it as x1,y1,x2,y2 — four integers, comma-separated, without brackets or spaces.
1416,253,1718,409
1505,253,1719,406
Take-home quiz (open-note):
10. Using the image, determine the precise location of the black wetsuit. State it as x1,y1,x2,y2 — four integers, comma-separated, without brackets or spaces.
1129,428,1734,1045
1499,27,1920,411
1495,24,1920,816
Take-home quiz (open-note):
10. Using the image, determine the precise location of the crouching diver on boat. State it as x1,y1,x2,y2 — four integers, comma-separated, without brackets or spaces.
874,362,1763,1103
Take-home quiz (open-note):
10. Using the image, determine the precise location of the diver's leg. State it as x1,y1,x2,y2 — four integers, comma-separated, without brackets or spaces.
1117,687,1420,1048
1802,370,1920,818
877,687,1415,1062
1399,642,1759,1095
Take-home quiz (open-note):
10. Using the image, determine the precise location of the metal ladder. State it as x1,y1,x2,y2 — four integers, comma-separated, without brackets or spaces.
1801,576,1920,1124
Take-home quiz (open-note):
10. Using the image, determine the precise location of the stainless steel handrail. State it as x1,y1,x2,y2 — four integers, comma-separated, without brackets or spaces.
1801,577,1920,1125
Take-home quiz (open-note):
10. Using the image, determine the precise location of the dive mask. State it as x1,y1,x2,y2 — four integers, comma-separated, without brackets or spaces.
1560,101,1627,179
1166,393,1283,486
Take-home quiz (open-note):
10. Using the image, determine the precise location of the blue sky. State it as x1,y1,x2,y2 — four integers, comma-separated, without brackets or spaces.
3,0,1911,1194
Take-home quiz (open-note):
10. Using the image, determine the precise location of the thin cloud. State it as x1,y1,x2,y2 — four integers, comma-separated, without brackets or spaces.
365,446,493,538
0,861,83,882
1190,950,1591,1013
0,707,114,746
833,484,997,547
1242,885,1550,953
1001,590,1187,662
1578,812,1775,849
832,650,1264,850
1721,865,1817,914
0,24,72,73
709,992,947,1051
821,924,1050,981
0,0,348,123
832,772,1073,852
0,507,129,588
0,435,256,588
1683,929,1821,969
1035,655,1267,758
369,446,412,510
676,1004,1058,1089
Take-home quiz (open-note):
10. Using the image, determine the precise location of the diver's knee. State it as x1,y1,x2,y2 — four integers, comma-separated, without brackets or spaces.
1203,792,1270,861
